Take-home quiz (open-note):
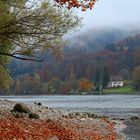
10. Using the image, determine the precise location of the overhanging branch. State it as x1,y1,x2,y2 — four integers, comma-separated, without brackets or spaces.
0,52,43,62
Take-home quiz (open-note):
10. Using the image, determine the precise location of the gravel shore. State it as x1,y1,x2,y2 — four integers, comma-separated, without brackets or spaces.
0,99,125,140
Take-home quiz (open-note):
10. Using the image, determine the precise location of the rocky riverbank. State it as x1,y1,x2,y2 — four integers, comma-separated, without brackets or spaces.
0,99,125,140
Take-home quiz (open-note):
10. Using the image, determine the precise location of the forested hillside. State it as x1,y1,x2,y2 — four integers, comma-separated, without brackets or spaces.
67,28,140,51
5,29,140,95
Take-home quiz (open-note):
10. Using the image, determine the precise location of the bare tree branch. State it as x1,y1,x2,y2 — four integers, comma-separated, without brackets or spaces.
0,52,43,62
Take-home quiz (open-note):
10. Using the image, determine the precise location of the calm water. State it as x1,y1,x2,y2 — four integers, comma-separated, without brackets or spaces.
1,95,140,118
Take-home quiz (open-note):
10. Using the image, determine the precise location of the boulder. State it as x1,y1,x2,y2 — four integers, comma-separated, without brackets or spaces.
29,112,40,119
11,111,28,118
130,116,139,121
13,103,31,113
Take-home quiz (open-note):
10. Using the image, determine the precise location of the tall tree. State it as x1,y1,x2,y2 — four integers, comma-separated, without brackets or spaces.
94,67,100,86
133,66,140,90
0,0,80,61
101,66,110,88
0,65,13,89
69,67,75,81
0,0,80,89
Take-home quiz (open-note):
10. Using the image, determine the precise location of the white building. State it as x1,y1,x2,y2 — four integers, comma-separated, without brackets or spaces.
107,75,124,88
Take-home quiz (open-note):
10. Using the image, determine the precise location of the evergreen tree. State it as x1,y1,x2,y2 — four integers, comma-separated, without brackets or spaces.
102,66,110,88
94,67,100,86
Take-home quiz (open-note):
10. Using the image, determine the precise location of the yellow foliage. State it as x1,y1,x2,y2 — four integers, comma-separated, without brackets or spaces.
79,77,93,91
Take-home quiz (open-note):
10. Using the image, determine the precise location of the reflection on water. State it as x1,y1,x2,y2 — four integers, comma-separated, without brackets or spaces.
1,95,140,118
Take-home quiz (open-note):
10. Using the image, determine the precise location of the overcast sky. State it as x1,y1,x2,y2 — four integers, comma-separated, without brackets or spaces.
76,0,140,31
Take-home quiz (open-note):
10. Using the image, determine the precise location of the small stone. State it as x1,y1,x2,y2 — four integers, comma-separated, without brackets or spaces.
91,114,98,118
75,112,80,116
46,119,53,123
37,102,42,106
86,113,93,118
120,118,125,121
45,106,49,109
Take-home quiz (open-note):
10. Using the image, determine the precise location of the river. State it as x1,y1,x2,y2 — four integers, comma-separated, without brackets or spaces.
1,94,140,118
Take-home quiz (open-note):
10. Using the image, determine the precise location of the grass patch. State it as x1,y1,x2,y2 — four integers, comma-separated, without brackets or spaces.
104,86,134,94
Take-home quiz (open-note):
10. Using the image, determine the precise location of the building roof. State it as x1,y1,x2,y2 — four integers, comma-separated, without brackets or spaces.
110,75,123,81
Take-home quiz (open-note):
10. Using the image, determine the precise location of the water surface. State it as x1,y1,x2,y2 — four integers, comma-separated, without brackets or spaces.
1,95,140,118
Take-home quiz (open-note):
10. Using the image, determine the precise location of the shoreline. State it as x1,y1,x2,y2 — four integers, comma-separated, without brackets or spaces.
0,91,140,96
0,99,125,140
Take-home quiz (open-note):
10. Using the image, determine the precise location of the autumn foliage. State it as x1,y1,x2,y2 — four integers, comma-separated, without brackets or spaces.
0,112,118,140
55,0,97,10
79,78,93,91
